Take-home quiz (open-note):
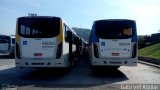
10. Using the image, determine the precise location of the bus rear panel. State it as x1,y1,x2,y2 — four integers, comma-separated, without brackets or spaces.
0,35,10,54
15,16,69,68
89,19,138,67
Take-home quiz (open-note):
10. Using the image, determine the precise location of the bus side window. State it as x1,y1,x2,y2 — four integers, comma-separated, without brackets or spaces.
64,24,70,42
20,25,25,35
32,29,36,35
26,27,31,35
12,38,15,44
72,34,75,44
74,37,79,45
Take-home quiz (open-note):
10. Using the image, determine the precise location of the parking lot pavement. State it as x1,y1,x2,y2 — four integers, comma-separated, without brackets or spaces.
0,55,160,90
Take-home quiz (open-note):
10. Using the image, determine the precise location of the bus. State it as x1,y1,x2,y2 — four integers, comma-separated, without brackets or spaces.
0,35,15,57
0,35,10,54
9,35,15,57
79,38,88,56
88,19,138,69
15,16,80,68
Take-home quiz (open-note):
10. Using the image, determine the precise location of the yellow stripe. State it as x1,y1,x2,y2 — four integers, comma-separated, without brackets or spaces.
15,20,20,43
57,19,64,42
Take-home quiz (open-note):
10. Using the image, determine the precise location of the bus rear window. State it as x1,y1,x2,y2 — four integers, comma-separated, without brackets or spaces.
18,17,60,38
95,20,135,39
0,36,10,43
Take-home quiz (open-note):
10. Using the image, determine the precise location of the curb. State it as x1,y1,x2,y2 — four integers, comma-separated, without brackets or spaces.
138,56,160,65
138,60,160,68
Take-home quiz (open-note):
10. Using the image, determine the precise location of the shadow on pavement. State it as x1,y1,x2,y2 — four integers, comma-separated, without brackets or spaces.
0,57,128,89
0,54,14,59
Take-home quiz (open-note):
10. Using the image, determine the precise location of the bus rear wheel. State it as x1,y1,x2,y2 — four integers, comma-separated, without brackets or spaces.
112,66,120,69
9,53,15,58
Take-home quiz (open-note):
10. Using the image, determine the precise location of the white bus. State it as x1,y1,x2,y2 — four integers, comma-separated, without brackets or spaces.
9,35,15,57
79,38,88,56
0,35,10,54
89,19,138,69
0,35,15,57
15,16,80,68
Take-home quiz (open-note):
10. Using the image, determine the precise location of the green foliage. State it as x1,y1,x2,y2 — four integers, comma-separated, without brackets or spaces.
139,43,160,59
138,35,145,43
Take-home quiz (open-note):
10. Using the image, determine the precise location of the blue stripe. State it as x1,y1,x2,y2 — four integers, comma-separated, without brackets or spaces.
92,25,99,42
132,23,138,42
10,36,12,44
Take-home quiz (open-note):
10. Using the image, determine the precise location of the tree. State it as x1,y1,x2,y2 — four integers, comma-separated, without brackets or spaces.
138,35,145,43
158,30,160,33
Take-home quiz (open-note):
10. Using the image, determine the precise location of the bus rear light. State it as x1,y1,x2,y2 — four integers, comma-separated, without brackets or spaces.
132,43,137,58
56,42,62,59
93,43,99,58
16,43,21,59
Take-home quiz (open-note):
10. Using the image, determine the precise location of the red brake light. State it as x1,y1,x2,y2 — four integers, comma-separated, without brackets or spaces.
112,53,120,56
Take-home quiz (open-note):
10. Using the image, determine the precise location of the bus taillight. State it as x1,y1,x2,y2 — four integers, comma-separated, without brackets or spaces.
93,43,99,58
56,42,62,59
132,43,137,58
16,43,21,59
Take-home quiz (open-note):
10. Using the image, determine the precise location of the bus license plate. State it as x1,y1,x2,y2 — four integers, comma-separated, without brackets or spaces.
112,53,119,56
34,53,42,57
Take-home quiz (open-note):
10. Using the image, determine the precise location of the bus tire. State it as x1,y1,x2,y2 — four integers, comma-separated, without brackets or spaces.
9,53,15,58
107,66,120,70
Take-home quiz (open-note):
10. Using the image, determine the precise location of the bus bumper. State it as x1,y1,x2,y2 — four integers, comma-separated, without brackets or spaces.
90,58,137,66
15,58,69,68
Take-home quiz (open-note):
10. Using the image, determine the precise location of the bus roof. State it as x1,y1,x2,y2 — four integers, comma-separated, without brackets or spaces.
17,16,80,39
18,16,62,20
0,34,9,37
94,19,136,24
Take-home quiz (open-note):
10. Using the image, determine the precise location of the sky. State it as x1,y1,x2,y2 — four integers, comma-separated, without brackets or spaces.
0,0,160,35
